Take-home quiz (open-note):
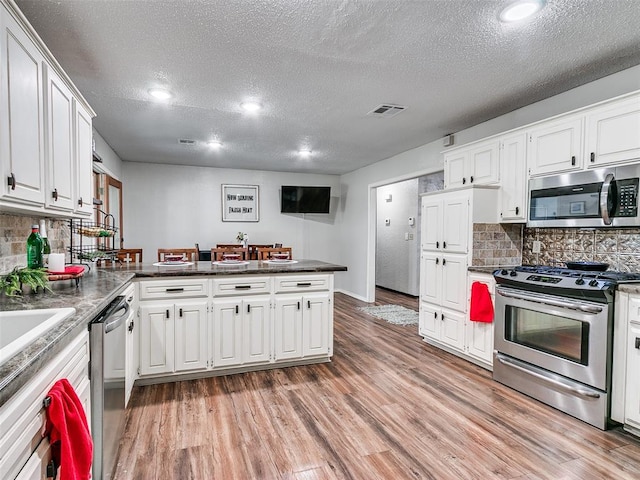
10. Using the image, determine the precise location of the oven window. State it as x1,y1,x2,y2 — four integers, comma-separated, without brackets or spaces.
505,306,589,365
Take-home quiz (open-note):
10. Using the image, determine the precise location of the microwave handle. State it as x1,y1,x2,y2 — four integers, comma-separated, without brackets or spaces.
600,173,615,226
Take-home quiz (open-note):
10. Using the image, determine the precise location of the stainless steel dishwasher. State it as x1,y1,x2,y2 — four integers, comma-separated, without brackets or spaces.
90,284,133,480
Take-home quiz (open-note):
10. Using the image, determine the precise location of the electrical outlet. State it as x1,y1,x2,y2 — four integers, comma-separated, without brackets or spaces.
408,233,414,240
532,240,541,253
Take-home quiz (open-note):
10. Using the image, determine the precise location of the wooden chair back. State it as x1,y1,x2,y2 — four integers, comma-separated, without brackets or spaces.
256,247,292,260
211,247,248,261
157,248,198,262
248,244,275,260
117,248,143,264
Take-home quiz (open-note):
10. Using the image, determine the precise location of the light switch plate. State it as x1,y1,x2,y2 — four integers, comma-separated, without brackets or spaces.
532,240,541,253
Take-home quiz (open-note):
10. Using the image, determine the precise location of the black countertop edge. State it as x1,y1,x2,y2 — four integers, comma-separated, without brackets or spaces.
468,265,518,274
0,260,346,407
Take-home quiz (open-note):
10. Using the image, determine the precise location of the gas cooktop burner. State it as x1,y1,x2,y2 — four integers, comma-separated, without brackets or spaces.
515,265,640,283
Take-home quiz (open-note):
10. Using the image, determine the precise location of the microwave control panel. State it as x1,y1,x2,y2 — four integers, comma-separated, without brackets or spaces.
614,178,639,217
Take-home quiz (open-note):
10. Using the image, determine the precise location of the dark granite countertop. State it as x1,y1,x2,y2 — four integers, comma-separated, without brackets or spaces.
467,266,517,274
0,259,346,407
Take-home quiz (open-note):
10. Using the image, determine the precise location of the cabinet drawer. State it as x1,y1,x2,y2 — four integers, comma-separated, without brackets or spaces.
212,276,272,296
139,278,209,300
274,274,330,293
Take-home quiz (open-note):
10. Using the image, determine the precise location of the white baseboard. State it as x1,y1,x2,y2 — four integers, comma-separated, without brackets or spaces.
335,288,370,302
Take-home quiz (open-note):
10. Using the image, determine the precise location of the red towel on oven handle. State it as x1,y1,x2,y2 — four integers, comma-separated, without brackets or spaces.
470,281,494,323
45,378,93,480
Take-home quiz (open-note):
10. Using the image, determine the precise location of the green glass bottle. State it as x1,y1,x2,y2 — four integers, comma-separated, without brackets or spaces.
39,219,51,266
27,225,43,269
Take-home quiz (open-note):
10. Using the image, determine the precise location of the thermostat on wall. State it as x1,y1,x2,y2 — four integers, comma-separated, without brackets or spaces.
408,217,415,226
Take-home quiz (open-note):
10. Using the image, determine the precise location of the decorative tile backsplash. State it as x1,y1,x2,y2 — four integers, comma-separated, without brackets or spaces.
0,214,70,274
522,227,640,272
472,223,523,266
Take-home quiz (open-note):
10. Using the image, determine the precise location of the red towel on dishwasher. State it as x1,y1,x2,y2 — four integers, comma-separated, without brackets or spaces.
45,379,93,480
470,281,494,323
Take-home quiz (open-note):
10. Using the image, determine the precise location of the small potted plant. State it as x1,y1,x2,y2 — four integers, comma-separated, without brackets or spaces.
0,267,51,297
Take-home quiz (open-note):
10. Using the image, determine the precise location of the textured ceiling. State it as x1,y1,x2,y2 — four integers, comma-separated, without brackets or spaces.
15,0,640,175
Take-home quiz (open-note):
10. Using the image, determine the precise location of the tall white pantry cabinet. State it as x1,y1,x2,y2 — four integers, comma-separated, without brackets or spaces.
419,186,499,369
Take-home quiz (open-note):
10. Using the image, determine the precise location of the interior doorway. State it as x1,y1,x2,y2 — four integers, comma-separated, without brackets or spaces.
93,171,124,249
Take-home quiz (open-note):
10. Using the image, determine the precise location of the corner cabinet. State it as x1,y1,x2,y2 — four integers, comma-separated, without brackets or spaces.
444,139,500,189
0,0,95,217
419,187,498,369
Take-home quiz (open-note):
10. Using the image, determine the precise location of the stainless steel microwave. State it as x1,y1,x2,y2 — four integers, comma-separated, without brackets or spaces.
528,165,640,228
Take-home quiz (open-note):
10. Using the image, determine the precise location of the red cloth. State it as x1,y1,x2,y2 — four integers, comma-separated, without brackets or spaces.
48,265,85,275
470,281,494,323
45,379,93,480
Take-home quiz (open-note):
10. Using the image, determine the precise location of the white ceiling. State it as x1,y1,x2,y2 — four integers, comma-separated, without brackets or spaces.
15,0,640,175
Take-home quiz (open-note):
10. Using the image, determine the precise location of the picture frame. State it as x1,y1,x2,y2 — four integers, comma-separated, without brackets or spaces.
570,201,586,215
222,184,259,222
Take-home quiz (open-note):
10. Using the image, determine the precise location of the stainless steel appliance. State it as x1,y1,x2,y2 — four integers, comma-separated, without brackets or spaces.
89,286,132,479
493,266,640,429
528,164,640,228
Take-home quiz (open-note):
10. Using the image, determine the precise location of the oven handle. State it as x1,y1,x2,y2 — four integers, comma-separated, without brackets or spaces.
496,288,603,314
495,354,601,399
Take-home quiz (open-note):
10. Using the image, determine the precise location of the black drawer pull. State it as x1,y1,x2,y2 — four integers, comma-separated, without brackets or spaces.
441,313,444,320
128,320,134,333
52,188,58,201
247,304,251,313
462,177,466,185
166,309,170,319
78,197,84,207
435,258,439,265
442,258,446,266
515,206,519,215
443,241,446,249
635,337,640,349
434,311,437,319
179,308,183,317
571,155,576,166
296,282,312,287
436,241,439,248
307,300,311,309
469,175,474,183
235,285,251,290
7,173,16,190
235,305,239,314
297,301,301,310
590,152,595,163
166,287,184,293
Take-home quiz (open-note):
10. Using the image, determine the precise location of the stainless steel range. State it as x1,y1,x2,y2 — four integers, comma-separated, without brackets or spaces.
493,265,640,429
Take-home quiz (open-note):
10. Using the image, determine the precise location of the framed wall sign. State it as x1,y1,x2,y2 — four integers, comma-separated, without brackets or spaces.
222,184,259,222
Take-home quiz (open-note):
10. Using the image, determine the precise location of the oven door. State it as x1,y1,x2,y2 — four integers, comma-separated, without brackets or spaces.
494,286,611,390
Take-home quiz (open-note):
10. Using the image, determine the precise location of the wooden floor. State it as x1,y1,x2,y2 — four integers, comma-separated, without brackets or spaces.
114,289,640,479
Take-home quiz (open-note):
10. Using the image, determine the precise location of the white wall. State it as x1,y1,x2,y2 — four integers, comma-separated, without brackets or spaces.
375,179,419,296
122,162,341,264
336,64,640,300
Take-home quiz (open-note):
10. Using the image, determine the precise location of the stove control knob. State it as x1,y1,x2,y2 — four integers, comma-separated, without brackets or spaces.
589,279,599,287
501,269,509,275
575,278,585,285
509,271,517,276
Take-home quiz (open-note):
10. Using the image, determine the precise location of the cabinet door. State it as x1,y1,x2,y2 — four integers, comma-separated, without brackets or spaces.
420,253,441,305
468,140,499,185
499,132,527,222
527,116,583,176
212,299,243,367
421,197,442,251
274,296,303,360
585,95,640,167
74,100,94,216
440,309,466,353
302,293,330,357
625,322,640,428
243,297,271,364
444,150,468,189
440,254,468,312
139,303,174,375
419,302,440,340
175,300,208,372
14,437,53,480
0,6,45,205
442,192,469,253
44,64,74,211
466,320,494,365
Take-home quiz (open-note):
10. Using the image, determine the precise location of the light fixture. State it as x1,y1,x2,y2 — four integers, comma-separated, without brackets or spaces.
499,0,545,22
148,88,173,100
207,140,222,149
240,101,262,113
298,149,312,157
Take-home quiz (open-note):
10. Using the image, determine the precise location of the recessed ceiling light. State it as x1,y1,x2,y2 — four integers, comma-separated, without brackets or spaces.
298,149,312,157
208,141,222,149
499,0,545,22
148,88,173,100
240,101,262,113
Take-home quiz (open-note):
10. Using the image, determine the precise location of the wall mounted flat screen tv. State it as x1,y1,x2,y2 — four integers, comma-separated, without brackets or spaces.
281,186,331,214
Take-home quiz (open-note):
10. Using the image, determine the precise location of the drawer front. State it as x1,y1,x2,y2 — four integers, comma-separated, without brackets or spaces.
0,332,89,479
139,278,209,300
212,276,272,296
274,274,330,293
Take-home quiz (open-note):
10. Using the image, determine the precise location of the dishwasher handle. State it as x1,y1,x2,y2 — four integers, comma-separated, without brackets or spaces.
105,300,130,334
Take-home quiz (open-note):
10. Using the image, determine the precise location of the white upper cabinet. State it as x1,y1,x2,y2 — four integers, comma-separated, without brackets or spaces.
585,95,640,167
74,101,94,216
0,3,45,206
499,132,527,222
421,191,470,254
527,115,584,176
44,64,74,212
444,139,500,189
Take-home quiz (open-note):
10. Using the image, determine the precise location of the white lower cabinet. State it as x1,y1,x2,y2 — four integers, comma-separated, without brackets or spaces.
465,273,495,367
419,303,465,353
211,296,271,367
0,331,90,480
624,320,640,430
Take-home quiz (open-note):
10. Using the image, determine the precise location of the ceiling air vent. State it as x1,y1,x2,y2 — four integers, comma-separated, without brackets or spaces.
367,104,406,118
178,138,197,146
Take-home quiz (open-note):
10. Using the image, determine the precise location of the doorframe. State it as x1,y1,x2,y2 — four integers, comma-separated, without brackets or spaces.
366,167,443,302
105,175,123,248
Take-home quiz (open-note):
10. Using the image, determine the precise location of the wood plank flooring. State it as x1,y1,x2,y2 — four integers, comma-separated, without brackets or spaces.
114,288,640,479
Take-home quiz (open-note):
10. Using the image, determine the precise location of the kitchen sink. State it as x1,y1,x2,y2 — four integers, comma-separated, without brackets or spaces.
0,307,76,366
